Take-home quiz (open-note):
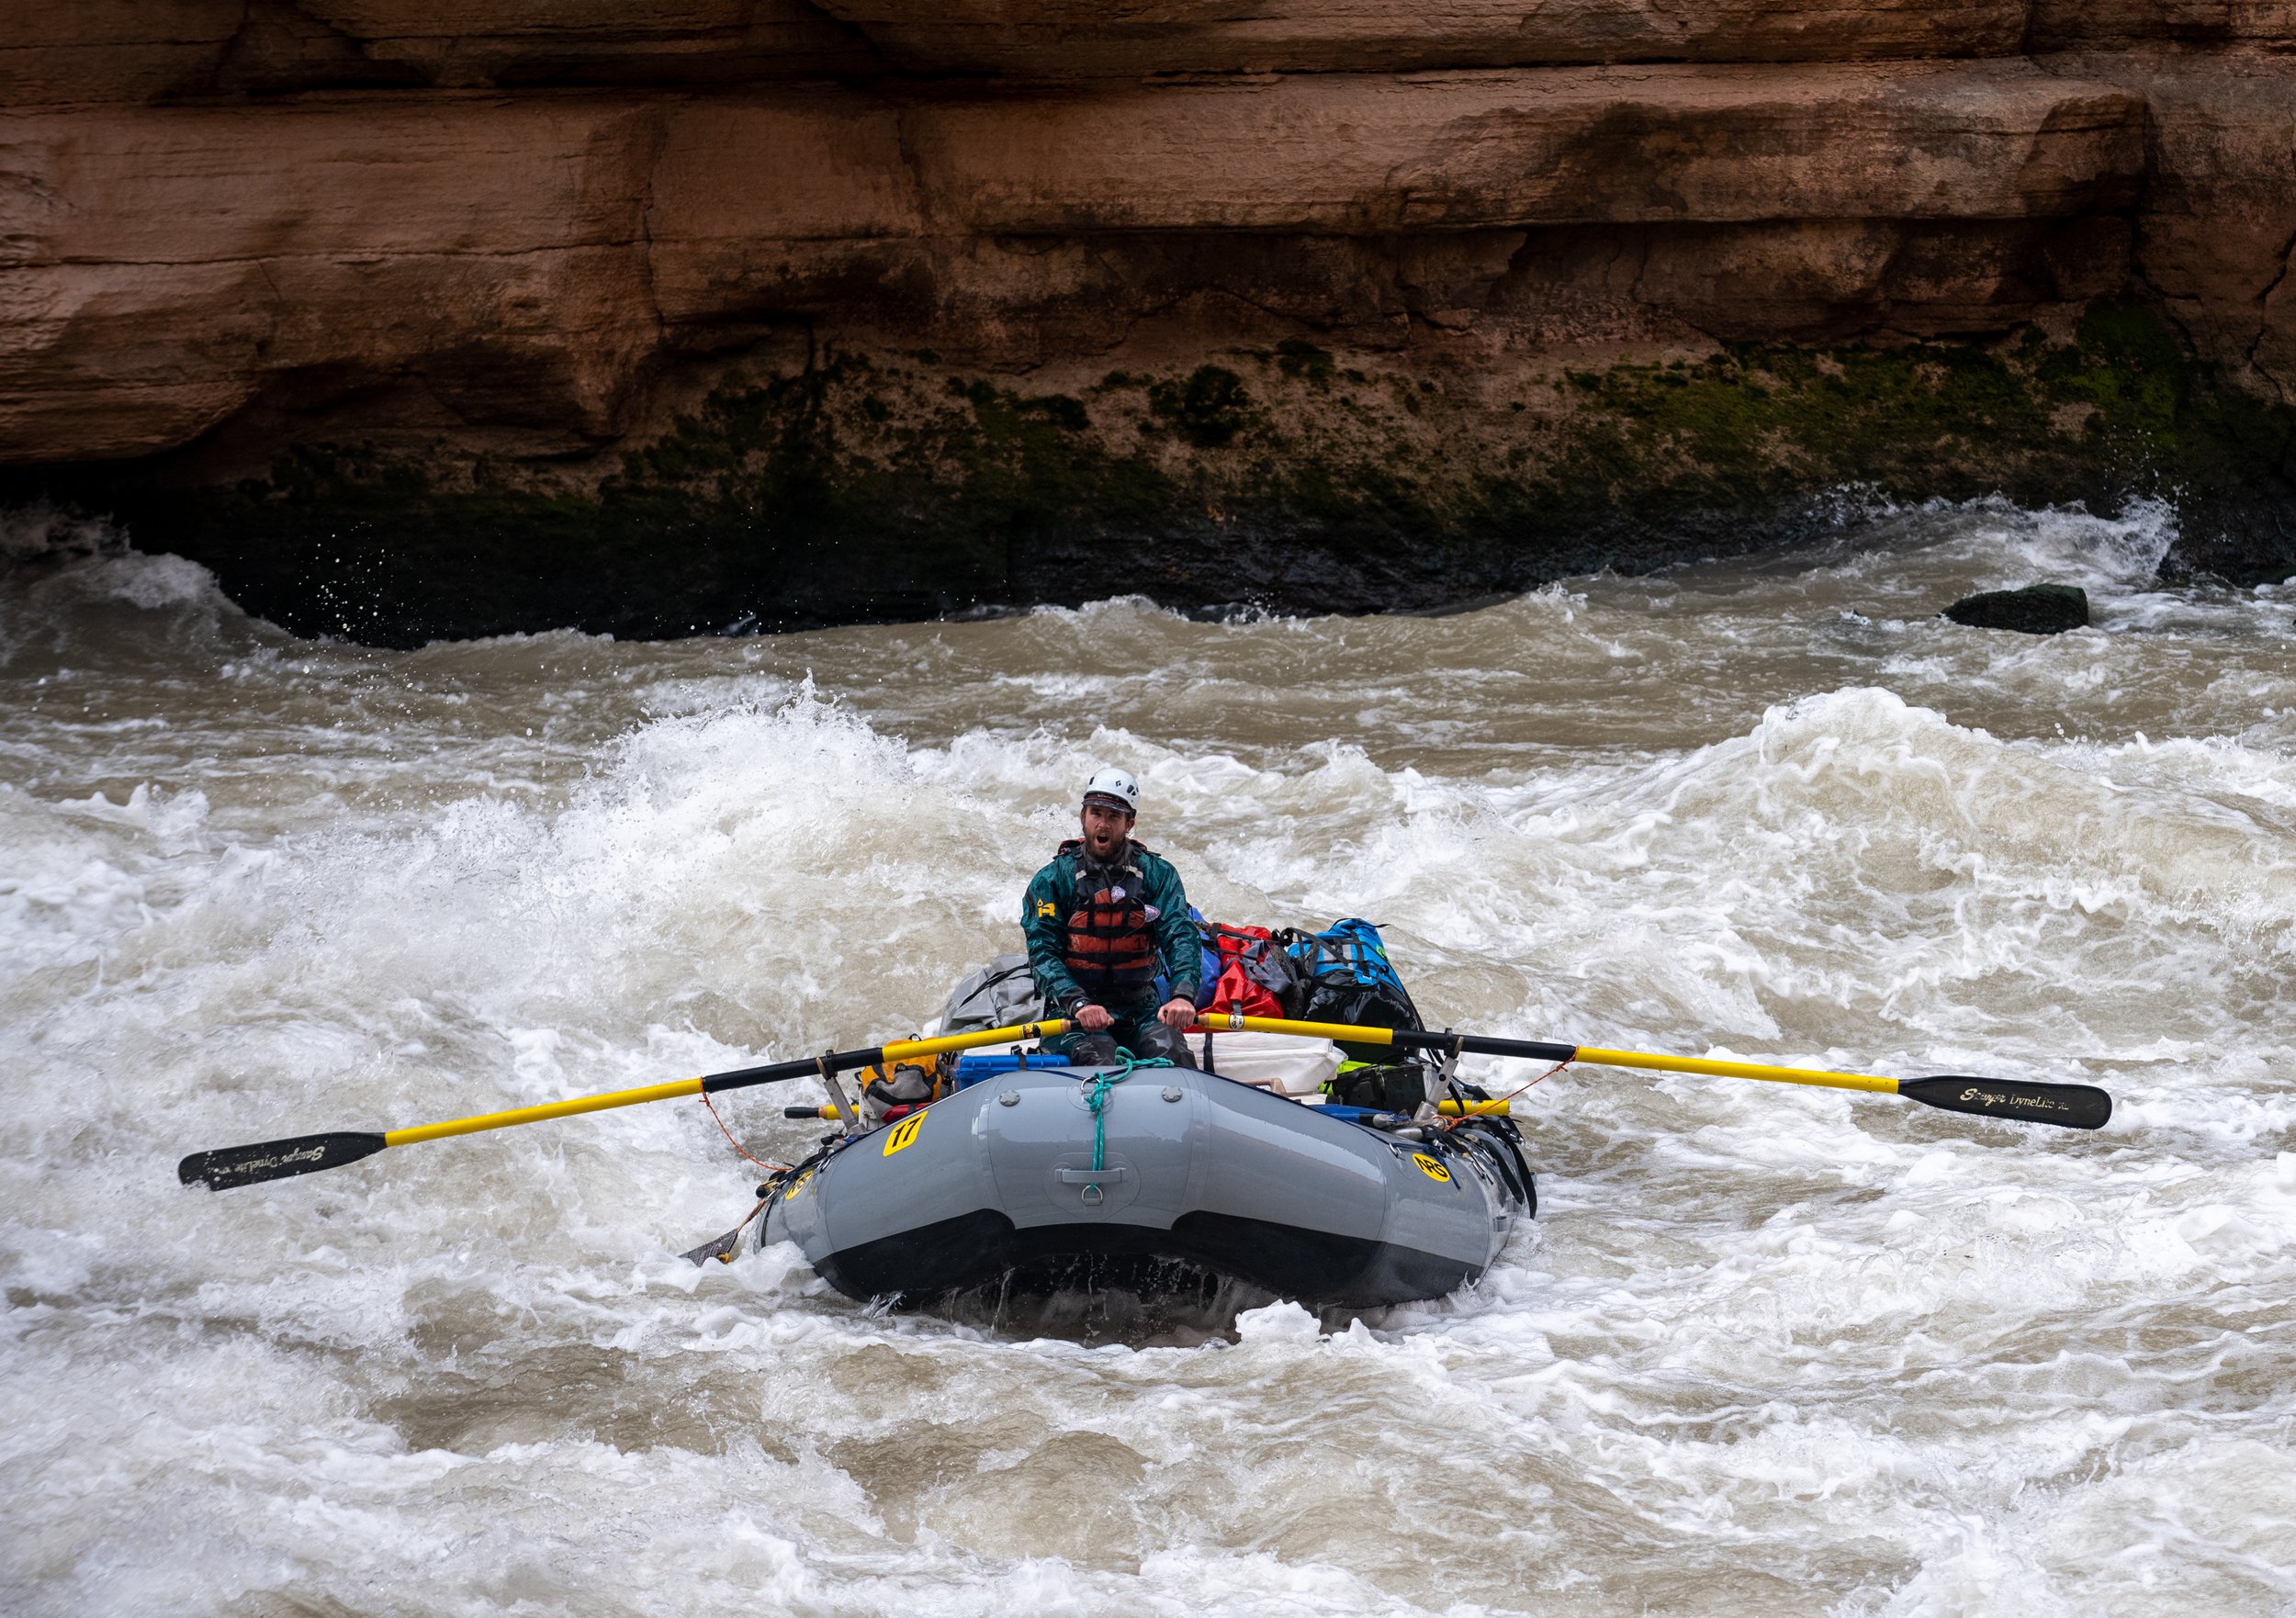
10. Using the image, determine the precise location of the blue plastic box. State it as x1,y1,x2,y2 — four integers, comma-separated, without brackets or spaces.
951,1050,1079,1088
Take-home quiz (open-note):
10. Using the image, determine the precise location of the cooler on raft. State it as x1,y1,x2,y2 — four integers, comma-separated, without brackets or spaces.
759,1058,1534,1309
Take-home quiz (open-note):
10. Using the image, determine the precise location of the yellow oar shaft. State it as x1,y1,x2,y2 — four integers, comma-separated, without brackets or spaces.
385,1078,705,1147
380,1017,1072,1151
1193,1012,1900,1097
883,1022,1069,1062
1570,1047,1900,1096
1195,1014,1403,1047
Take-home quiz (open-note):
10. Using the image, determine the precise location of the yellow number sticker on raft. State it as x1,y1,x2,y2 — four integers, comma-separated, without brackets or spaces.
883,1114,927,1157
1412,1152,1452,1185
782,1170,814,1200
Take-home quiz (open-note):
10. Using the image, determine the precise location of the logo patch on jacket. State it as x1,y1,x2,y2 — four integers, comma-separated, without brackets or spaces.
1033,900,1057,919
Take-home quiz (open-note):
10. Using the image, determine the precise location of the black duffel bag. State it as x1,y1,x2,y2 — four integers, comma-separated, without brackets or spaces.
1325,1062,1427,1114
1281,918,1424,1062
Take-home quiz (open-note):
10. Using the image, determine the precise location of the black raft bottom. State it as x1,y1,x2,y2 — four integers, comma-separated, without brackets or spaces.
810,1208,1480,1310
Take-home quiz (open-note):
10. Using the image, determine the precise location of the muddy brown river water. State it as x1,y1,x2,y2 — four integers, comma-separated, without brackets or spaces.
3,498,2293,1615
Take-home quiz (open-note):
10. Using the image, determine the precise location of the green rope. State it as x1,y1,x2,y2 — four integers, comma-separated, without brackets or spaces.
1089,1047,1174,1176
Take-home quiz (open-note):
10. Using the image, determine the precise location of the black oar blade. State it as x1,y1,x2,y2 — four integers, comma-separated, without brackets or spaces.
681,1225,748,1266
179,1131,389,1190
681,1196,773,1267
1900,1076,2111,1131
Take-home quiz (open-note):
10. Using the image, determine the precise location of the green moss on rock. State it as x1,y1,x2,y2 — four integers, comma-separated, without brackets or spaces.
1147,365,1255,448
19,305,2296,644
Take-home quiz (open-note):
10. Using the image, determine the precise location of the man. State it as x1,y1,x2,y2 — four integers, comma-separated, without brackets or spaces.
1021,769,1201,1067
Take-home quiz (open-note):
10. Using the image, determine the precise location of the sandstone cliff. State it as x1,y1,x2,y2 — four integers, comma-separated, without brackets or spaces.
4,3,2294,637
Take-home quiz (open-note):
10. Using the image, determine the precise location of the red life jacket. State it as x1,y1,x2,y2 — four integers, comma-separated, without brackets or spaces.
1059,841,1159,998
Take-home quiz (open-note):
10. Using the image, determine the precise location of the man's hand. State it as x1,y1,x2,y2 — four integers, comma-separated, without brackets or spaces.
1157,996,1198,1031
1075,1004,1114,1031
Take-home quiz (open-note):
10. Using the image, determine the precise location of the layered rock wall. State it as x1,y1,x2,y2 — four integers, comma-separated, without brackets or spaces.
4,3,2295,634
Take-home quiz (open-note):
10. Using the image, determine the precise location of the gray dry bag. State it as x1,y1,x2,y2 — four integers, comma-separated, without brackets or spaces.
940,953,1045,1037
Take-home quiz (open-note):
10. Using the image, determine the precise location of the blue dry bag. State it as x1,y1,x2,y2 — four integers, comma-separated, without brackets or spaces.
1282,918,1424,1060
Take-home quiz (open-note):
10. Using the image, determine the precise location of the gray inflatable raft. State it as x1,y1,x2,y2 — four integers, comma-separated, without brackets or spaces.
760,1062,1534,1308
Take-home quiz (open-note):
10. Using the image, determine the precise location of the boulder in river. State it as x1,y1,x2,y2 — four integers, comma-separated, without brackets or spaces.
1942,584,2090,635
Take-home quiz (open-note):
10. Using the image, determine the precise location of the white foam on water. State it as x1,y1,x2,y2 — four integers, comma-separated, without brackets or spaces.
6,503,2296,1615
0,503,129,564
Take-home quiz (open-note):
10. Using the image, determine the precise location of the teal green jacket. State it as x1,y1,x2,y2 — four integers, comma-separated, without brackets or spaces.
1021,841,1199,1013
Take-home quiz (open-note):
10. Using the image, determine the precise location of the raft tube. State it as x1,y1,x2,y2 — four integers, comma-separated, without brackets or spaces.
760,1062,1533,1308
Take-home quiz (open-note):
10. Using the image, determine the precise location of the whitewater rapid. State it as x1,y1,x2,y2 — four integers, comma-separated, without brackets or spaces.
3,499,2293,1615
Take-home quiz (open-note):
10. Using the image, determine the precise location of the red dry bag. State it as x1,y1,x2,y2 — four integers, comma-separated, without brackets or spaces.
1195,922,1298,1019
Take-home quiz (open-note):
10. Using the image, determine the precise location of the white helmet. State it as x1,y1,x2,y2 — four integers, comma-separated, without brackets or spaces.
1081,767,1141,815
